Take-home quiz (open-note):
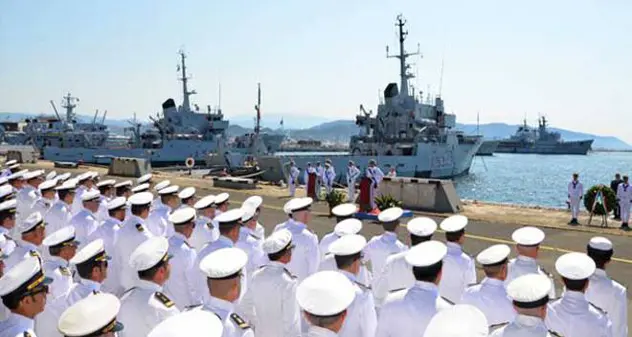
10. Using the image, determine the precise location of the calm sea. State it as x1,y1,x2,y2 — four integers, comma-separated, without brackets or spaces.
455,152,632,208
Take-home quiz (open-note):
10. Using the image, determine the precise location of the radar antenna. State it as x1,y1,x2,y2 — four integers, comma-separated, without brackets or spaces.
386,14,421,97
177,49,197,112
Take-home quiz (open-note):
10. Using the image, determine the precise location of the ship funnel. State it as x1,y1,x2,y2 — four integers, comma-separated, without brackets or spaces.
384,83,399,102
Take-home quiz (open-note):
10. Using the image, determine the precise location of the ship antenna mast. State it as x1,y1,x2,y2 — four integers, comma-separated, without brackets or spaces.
178,49,196,112
438,55,445,98
254,83,261,136
61,93,79,123
386,14,420,97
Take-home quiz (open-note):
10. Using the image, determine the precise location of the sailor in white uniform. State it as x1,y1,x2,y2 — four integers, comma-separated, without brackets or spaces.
296,270,357,337
346,161,360,202
237,205,267,279
113,180,133,220
0,200,18,255
489,274,555,337
274,198,320,282
323,161,336,195
328,234,377,337
190,195,218,251
163,207,200,309
16,170,45,225
373,217,436,306
177,186,196,209
375,241,453,337
0,160,17,178
242,195,266,240
320,204,358,258
4,212,46,270
45,180,76,235
66,239,111,307
461,244,516,326
198,247,255,337
147,309,223,337
438,215,476,303
32,179,57,219
364,207,407,286
95,179,116,222
288,161,300,197
239,229,301,337
366,159,384,210
131,183,149,194
0,184,14,203
69,190,101,246
151,180,171,210
7,169,27,195
0,257,52,337
424,304,489,337
0,236,11,321
505,226,556,298
119,237,180,337
137,173,153,186
71,172,94,215
585,237,627,337
616,175,632,230
57,293,124,337
146,185,180,237
546,252,613,337
567,173,584,225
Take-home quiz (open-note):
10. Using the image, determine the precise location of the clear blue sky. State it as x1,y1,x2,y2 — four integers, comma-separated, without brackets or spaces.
1,1,631,141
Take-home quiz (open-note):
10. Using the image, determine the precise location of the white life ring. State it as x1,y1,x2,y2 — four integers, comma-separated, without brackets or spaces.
185,157,195,168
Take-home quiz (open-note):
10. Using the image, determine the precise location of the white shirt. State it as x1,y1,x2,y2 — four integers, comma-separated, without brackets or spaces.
307,326,339,337
366,167,385,185
69,208,99,247
71,185,88,215
324,167,336,185
375,281,453,337
461,277,516,325
31,197,54,220
568,180,584,198
318,254,372,288
274,219,320,282
4,240,40,270
164,232,199,309
42,256,74,300
338,270,377,337
239,261,301,337
34,296,65,337
115,215,154,291
372,250,414,305
45,200,73,235
546,290,613,337
66,278,102,307
585,269,628,337
438,242,477,303
616,183,632,202
506,255,556,298
236,226,267,278
319,232,338,259
0,313,36,337
89,216,122,295
364,232,407,280
190,215,219,251
194,236,244,304
347,166,360,183
118,279,180,337
289,166,299,184
490,314,555,337
146,204,173,237
201,297,255,337
16,185,38,223
95,196,110,223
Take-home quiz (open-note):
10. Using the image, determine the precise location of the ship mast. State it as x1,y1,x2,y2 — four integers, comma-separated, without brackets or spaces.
61,93,79,123
387,14,420,97
254,83,261,136
178,50,196,112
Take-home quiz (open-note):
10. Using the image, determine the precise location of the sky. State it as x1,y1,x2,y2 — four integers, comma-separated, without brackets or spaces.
1,1,631,141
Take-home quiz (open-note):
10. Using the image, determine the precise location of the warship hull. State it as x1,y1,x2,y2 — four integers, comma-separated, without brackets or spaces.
476,140,499,156
495,139,593,155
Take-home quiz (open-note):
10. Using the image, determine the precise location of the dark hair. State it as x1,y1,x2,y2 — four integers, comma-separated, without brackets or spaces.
131,204,149,216
58,189,72,201
587,246,613,269
334,253,361,270
1,295,21,310
304,311,345,328
108,208,124,217
562,277,588,291
382,221,398,232
138,259,167,280
76,260,105,280
181,197,193,205
219,223,239,235
410,234,432,246
446,230,464,242
268,245,291,261
48,246,62,256
115,187,130,197
0,212,14,224
412,261,442,282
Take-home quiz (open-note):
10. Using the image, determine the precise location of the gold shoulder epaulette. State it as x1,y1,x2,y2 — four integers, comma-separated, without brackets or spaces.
135,223,144,232
154,292,175,308
230,313,251,329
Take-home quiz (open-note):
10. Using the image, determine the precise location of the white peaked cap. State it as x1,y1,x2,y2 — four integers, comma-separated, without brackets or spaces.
296,270,356,316
405,240,447,267
215,208,244,225
241,205,257,222
476,244,511,266
407,217,437,237
148,309,223,337
96,179,116,187
331,203,357,217
194,195,215,210
506,274,551,307
0,199,16,212
42,226,78,247
81,190,101,202
439,215,468,232
214,192,230,205
158,185,179,195
114,180,132,188
243,195,262,209
168,207,196,225
154,180,171,191
129,236,171,271
512,226,545,246
70,239,109,265
0,256,51,296
107,197,127,211
131,183,150,193
378,207,403,222
334,219,362,236
555,252,596,280
56,172,72,181
19,212,44,233
284,197,313,213
178,187,196,199
57,293,123,336
262,229,293,254
56,179,77,191
199,247,248,279
588,236,613,251
38,179,57,191
137,173,153,184
0,185,12,198
45,170,57,181
128,192,153,206
328,234,366,256
23,170,45,180
423,304,489,337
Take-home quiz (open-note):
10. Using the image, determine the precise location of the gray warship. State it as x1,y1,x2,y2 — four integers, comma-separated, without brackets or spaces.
496,117,593,155
279,15,482,179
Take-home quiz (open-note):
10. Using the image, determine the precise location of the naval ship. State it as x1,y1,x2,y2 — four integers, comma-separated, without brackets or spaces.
280,15,482,180
496,117,593,155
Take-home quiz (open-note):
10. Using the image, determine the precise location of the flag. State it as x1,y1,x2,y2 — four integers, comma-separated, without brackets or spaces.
280,118,284,126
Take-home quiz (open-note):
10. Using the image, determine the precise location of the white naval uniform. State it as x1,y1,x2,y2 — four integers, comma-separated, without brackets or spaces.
460,277,516,326
505,255,556,299
567,180,584,220
319,232,339,259
88,216,122,295
16,185,38,224
4,240,41,270
318,253,372,288
490,314,555,337
0,227,17,257
146,204,173,237
274,219,320,282
239,261,301,337
546,290,613,337
115,215,154,291
42,256,74,300
316,166,324,196
164,232,200,309
95,195,111,223
201,297,255,337
375,281,453,337
69,208,99,247
364,232,407,287
118,279,180,337
337,270,377,337
45,200,73,236
288,166,300,197
236,227,267,279
372,250,414,306
0,313,37,337
34,296,65,337
189,215,219,251
585,269,628,337
346,165,360,202
323,166,336,194
366,167,384,210
65,278,102,307
71,186,88,215
307,326,338,337
438,242,477,303
31,197,54,220
193,236,240,304
616,183,632,224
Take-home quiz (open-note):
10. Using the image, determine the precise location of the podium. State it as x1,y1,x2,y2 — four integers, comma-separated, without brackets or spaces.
307,172,317,199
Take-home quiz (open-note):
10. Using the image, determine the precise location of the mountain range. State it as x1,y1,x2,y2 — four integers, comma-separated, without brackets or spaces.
1,112,629,150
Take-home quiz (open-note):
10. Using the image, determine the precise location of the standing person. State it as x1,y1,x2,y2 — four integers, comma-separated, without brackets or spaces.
546,252,613,337
366,159,384,211
346,161,360,202
69,190,101,246
66,239,111,306
242,195,266,240
386,167,397,178
46,181,76,235
16,170,45,225
288,161,300,197
323,161,336,196
71,172,94,215
610,173,623,220
32,180,57,219
305,163,317,200
148,310,223,337
56,293,124,337
164,208,200,309
438,215,476,304
190,195,218,251
364,207,407,285
237,206,267,279
95,179,116,223
178,187,197,209
567,172,584,225
0,200,18,255
4,212,46,269
585,237,627,337
315,162,324,199
146,185,180,237
616,175,631,230
424,305,489,337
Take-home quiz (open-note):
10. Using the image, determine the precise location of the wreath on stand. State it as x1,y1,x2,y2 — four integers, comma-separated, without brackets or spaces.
583,184,616,215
